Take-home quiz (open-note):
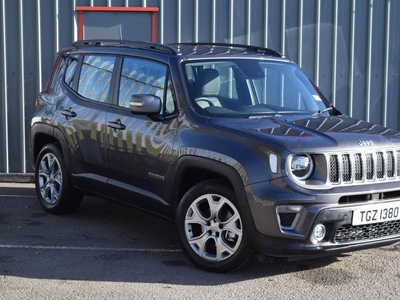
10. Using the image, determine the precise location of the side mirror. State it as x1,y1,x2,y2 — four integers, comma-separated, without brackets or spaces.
130,94,161,115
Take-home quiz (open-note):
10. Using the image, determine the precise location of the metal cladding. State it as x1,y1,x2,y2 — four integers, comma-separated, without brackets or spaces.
1,0,400,173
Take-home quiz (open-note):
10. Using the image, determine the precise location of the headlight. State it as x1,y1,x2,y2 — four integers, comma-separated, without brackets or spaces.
290,154,314,180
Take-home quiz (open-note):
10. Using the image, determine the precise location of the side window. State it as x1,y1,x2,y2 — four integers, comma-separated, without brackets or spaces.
64,55,79,88
77,55,115,102
165,76,176,114
118,57,176,114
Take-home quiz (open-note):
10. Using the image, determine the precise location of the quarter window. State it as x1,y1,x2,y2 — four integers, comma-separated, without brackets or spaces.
64,55,79,88
165,77,175,114
77,55,115,102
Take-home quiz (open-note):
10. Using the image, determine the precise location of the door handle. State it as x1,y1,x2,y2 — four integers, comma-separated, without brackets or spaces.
60,107,77,119
107,119,126,131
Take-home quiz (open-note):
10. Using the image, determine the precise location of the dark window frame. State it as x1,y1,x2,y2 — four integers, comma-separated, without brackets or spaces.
114,56,177,116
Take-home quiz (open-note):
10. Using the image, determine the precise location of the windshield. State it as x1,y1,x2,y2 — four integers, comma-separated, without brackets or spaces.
183,59,332,118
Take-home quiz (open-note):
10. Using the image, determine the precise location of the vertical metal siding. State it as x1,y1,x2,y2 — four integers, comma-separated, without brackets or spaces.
383,0,390,127
366,0,373,122
314,0,320,86
297,0,303,67
0,0,399,174
281,0,286,56
18,0,26,173
349,0,356,120
332,0,338,107
263,0,268,48
1,0,9,173
176,0,181,43
37,0,42,92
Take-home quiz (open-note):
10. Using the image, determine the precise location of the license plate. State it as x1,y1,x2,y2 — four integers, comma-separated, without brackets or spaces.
352,202,400,225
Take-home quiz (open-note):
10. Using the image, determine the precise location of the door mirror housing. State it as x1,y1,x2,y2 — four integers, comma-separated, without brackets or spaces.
130,94,161,115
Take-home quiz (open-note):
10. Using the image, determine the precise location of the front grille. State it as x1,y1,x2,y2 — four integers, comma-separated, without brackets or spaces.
366,153,374,180
342,154,351,182
334,220,400,243
328,149,400,185
354,153,363,181
398,150,400,176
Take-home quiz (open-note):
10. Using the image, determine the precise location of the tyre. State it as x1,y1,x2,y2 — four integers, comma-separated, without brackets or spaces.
35,144,83,214
176,180,252,272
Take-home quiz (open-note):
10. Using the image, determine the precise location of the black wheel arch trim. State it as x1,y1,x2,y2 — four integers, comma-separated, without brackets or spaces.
169,155,263,251
30,123,73,182
170,155,248,208
30,123,53,170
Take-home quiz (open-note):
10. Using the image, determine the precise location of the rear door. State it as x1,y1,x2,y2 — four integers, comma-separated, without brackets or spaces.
55,53,116,193
105,56,178,215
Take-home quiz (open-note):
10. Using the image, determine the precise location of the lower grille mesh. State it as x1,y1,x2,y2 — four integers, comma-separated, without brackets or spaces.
334,220,400,243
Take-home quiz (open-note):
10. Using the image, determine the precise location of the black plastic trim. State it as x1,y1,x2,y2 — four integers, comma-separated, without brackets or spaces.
169,42,282,57
73,40,179,55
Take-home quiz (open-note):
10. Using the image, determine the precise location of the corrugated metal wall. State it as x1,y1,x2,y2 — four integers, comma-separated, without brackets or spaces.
1,0,399,173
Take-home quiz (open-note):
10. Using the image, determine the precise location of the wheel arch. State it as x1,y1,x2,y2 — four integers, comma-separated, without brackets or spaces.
30,123,72,176
169,156,250,215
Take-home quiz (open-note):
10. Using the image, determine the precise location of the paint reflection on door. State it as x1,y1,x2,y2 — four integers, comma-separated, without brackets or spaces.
105,56,178,213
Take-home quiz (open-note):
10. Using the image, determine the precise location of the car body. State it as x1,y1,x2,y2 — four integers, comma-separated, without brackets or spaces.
30,40,400,272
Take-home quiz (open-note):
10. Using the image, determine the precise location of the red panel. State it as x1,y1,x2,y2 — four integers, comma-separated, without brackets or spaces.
78,11,84,40
151,12,157,42
75,6,159,12
75,6,159,42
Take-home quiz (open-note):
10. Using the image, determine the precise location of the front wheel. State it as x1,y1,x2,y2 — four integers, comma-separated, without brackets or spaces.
176,180,252,272
35,144,83,214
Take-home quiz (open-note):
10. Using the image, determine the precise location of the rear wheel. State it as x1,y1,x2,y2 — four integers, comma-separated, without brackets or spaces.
176,180,252,272
35,144,83,214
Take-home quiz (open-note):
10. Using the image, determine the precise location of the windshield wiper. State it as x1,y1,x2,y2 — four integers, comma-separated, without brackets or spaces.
249,110,314,119
249,114,278,119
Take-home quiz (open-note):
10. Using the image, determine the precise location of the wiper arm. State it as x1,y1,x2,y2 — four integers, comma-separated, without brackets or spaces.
312,106,333,116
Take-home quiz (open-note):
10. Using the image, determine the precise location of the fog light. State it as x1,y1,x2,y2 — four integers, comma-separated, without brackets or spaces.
313,224,326,242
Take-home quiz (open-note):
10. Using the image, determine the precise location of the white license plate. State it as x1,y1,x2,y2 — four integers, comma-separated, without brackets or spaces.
352,202,400,225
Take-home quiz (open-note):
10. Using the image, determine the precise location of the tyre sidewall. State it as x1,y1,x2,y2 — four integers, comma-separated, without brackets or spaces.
176,180,251,272
35,144,73,214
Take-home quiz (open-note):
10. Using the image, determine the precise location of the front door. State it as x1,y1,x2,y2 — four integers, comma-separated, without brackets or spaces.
105,56,178,215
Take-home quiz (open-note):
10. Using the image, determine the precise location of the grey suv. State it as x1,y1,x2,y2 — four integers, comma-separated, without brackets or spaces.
30,40,400,272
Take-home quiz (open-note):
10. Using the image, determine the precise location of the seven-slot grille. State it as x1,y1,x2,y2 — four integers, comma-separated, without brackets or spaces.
328,149,400,185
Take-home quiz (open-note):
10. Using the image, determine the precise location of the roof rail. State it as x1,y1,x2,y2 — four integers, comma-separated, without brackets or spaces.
170,42,282,57
72,40,179,55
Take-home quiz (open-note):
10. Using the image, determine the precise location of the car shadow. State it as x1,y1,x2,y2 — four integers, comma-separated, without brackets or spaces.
0,184,347,285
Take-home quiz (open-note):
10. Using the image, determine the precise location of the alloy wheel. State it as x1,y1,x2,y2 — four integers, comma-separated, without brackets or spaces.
184,193,243,262
38,153,62,205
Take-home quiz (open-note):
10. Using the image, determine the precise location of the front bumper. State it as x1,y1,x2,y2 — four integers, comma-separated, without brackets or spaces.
244,180,400,258
250,229,400,260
